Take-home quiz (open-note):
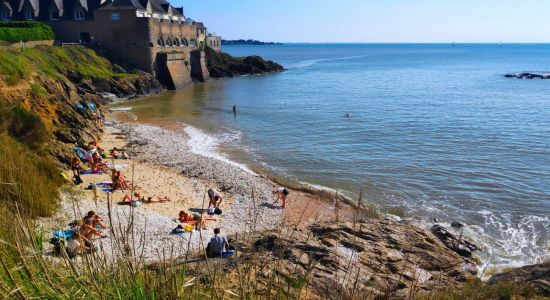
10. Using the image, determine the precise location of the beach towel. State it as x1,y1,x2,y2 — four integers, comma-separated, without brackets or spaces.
73,147,86,160
76,103,86,111
106,163,128,169
88,102,97,111
52,228,78,240
95,182,112,188
80,170,103,175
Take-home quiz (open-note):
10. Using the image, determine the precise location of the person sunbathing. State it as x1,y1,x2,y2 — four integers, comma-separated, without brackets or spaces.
110,147,128,159
146,196,172,203
178,211,207,230
122,192,145,203
67,232,90,255
80,219,107,239
71,156,81,177
112,171,130,192
83,211,108,230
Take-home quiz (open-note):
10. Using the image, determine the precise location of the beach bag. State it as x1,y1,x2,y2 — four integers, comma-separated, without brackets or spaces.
214,207,222,215
172,225,185,234
184,224,194,232
208,207,216,215
130,201,142,208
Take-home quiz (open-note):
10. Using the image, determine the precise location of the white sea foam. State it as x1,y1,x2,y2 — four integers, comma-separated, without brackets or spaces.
289,55,369,69
183,125,254,174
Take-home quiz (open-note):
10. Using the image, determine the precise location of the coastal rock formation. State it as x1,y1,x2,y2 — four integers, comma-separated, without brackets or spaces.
489,262,550,296
205,47,284,78
505,72,550,79
247,220,480,299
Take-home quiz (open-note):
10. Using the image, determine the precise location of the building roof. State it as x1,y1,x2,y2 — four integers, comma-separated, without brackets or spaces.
100,0,183,16
18,0,39,15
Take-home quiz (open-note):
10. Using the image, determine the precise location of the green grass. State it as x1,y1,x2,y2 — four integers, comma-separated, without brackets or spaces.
0,45,123,85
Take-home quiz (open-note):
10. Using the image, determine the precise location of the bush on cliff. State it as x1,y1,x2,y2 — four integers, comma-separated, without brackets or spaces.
0,21,55,43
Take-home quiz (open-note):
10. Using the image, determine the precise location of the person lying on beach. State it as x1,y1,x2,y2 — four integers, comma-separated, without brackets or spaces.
178,211,208,230
110,147,128,159
122,192,144,203
272,187,290,209
208,188,223,208
67,232,91,256
90,140,104,154
80,219,107,239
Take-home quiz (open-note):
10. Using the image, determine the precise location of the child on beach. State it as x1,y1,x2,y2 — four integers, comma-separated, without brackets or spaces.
272,187,290,209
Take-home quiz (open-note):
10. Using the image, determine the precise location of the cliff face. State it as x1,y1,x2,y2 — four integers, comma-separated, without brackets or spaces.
205,46,284,78
0,46,163,165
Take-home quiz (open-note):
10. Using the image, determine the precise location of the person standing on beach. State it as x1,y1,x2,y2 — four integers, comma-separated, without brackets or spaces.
272,187,290,209
232,105,237,114
208,188,223,208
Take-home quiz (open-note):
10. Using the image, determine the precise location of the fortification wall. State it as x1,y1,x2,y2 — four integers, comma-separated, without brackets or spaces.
190,50,210,82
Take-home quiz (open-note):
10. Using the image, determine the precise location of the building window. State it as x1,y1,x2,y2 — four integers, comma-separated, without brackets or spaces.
156,38,164,47
111,13,120,20
25,10,34,20
0,11,9,21
189,39,197,46
166,38,172,47
74,9,85,20
174,38,180,46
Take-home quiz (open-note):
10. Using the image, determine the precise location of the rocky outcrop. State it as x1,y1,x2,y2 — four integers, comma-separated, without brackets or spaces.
489,262,550,297
245,220,479,299
205,47,284,78
505,72,550,79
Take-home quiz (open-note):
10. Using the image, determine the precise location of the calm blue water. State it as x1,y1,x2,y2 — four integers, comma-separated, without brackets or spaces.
123,44,550,268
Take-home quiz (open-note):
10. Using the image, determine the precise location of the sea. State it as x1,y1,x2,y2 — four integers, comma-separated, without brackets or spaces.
115,44,550,271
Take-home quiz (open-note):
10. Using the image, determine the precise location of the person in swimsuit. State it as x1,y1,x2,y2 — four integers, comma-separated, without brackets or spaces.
208,188,223,208
272,187,290,209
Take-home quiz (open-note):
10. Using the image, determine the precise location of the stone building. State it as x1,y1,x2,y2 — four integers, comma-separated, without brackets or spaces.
0,0,220,89
206,33,221,52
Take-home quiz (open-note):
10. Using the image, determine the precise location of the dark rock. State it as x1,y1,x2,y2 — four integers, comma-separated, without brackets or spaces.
488,262,550,297
430,224,479,257
451,221,464,228
205,47,284,79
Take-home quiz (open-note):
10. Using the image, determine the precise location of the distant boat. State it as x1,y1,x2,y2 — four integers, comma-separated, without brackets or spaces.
499,40,503,47
452,42,456,47
109,107,132,112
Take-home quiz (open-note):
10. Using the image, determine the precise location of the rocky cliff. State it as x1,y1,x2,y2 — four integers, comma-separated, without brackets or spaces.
0,46,163,165
205,46,284,78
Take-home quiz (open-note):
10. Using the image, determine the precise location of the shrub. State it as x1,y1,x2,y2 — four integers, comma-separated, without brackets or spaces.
0,21,55,43
5,105,49,151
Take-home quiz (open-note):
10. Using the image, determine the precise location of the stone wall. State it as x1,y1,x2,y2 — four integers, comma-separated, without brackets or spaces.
190,50,210,82
47,10,207,89
0,40,54,49
206,35,221,52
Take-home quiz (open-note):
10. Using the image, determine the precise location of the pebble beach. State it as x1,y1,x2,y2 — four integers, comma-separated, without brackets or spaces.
44,118,346,261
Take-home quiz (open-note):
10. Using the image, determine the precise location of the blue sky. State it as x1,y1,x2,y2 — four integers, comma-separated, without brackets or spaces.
177,0,550,43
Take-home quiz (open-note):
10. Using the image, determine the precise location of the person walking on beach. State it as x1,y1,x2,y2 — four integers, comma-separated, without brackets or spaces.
272,187,290,209
208,188,223,208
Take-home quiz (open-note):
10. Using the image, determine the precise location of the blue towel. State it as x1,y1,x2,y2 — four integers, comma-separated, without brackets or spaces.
73,147,85,160
76,103,85,111
52,229,78,240
88,102,97,111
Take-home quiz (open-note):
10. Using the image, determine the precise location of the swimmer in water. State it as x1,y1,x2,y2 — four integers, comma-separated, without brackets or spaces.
232,105,237,113
346,113,351,118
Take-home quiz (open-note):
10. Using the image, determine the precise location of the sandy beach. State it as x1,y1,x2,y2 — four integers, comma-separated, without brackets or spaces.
43,115,355,261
